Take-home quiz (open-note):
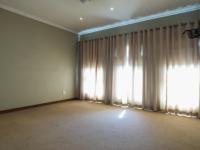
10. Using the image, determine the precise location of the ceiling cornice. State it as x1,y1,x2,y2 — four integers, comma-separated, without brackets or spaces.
0,4,77,34
78,3,200,36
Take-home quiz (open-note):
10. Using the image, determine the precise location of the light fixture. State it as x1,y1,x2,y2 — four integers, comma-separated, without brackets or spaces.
110,7,114,11
80,17,83,21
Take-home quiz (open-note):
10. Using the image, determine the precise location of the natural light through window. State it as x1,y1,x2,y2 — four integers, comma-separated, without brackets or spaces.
133,66,143,105
115,44,132,104
83,68,95,98
115,64,133,104
115,44,143,105
167,65,199,113
95,67,104,99
83,67,104,99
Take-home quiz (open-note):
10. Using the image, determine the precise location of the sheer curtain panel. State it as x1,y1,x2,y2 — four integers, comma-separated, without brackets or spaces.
79,21,200,117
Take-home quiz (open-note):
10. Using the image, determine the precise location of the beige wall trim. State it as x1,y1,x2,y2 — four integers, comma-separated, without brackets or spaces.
0,98,77,114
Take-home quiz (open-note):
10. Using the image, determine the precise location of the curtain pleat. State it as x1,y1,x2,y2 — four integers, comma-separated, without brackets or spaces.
79,21,200,117
104,36,116,104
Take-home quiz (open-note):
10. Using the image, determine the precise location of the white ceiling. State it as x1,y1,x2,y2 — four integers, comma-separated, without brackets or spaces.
0,0,199,33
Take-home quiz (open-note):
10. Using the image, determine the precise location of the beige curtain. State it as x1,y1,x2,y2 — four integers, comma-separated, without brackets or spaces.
104,36,116,104
79,36,117,103
111,34,129,104
164,22,200,115
79,21,200,116
111,32,144,106
141,21,200,115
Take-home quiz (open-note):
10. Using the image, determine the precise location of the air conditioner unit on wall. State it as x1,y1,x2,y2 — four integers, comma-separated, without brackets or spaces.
183,28,200,39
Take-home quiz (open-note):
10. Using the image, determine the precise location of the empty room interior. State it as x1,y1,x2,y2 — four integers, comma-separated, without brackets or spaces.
0,0,200,150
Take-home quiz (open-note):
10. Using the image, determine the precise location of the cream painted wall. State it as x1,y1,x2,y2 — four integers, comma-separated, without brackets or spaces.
0,8,77,111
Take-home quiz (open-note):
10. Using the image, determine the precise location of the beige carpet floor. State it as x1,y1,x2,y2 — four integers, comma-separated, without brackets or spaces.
0,100,200,150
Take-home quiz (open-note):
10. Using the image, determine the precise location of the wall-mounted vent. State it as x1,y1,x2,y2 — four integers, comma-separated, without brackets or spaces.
80,0,93,3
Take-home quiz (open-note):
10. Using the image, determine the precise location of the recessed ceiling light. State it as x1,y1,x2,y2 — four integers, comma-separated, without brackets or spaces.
80,17,83,21
110,7,114,11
